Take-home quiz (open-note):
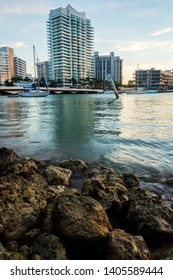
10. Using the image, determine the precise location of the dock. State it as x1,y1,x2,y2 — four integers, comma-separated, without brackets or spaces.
0,86,104,95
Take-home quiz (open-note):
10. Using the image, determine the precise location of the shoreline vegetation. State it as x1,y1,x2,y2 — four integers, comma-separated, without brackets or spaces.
0,147,173,260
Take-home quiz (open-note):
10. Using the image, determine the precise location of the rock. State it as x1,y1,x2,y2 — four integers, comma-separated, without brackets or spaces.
162,178,173,185
20,245,30,258
47,185,67,201
0,243,25,260
151,241,173,259
30,233,67,260
106,229,151,260
0,224,3,233
122,173,140,188
42,185,67,233
52,188,112,259
21,228,41,246
43,165,72,186
0,174,47,242
82,166,129,228
0,147,172,260
27,173,49,189
126,187,173,244
2,158,39,177
32,254,42,260
60,159,88,173
6,241,19,252
82,177,128,212
88,166,124,185
0,147,20,174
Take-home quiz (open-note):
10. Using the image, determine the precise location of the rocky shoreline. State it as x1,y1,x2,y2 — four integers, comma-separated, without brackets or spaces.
0,147,173,260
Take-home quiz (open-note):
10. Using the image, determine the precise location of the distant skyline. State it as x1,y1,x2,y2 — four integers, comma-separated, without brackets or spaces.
0,0,173,83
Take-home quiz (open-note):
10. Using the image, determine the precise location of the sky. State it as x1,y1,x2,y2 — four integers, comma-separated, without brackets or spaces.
0,0,173,84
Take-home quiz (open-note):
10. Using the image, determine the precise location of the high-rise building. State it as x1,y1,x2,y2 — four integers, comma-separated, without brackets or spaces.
14,56,27,79
36,61,49,83
47,4,94,85
94,52,123,85
0,46,14,83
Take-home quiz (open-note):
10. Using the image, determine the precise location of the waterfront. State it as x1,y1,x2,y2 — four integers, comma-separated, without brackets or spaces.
0,92,173,202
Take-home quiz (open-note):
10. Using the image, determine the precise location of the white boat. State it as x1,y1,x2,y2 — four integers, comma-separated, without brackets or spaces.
7,93,20,97
21,88,49,97
126,89,145,94
145,89,158,94
21,46,49,98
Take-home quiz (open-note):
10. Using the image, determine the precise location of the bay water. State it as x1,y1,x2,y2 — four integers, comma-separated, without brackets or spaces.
0,92,173,203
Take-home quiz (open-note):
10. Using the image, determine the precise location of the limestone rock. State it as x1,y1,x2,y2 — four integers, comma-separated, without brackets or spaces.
82,166,129,228
82,177,128,212
52,188,112,258
60,159,88,173
30,233,67,260
126,187,173,244
0,243,25,260
43,165,72,186
0,174,47,242
52,188,112,239
122,172,140,188
0,147,20,174
106,229,151,260
3,158,39,177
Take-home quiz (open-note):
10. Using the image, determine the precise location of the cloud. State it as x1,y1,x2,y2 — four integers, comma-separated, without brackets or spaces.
11,41,27,48
115,40,173,52
0,0,50,15
95,38,116,44
131,7,157,17
151,28,173,36
115,41,152,52
87,0,139,11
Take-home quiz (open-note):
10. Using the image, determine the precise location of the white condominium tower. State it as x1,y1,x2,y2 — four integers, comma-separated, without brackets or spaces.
47,4,94,85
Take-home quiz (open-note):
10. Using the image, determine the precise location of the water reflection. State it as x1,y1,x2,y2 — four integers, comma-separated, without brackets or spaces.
0,93,173,181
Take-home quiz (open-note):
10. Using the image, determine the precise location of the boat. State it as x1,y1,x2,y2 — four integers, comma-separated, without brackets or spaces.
126,88,145,94
21,46,49,97
6,91,21,97
20,88,49,97
145,89,158,94
7,93,20,97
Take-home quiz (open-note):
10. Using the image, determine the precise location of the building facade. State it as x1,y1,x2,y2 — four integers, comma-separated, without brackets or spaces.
14,56,27,79
94,51,123,85
47,4,94,85
136,68,173,89
36,61,49,83
0,46,14,83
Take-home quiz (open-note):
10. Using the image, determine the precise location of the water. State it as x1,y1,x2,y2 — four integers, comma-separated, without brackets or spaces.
0,93,173,202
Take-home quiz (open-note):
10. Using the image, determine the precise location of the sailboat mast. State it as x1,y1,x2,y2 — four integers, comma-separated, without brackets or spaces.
33,45,37,87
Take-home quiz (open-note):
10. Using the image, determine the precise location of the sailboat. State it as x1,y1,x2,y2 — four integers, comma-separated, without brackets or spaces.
126,65,145,94
21,46,49,97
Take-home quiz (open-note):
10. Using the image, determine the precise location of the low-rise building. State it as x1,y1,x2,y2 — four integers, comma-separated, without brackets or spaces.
136,68,173,89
